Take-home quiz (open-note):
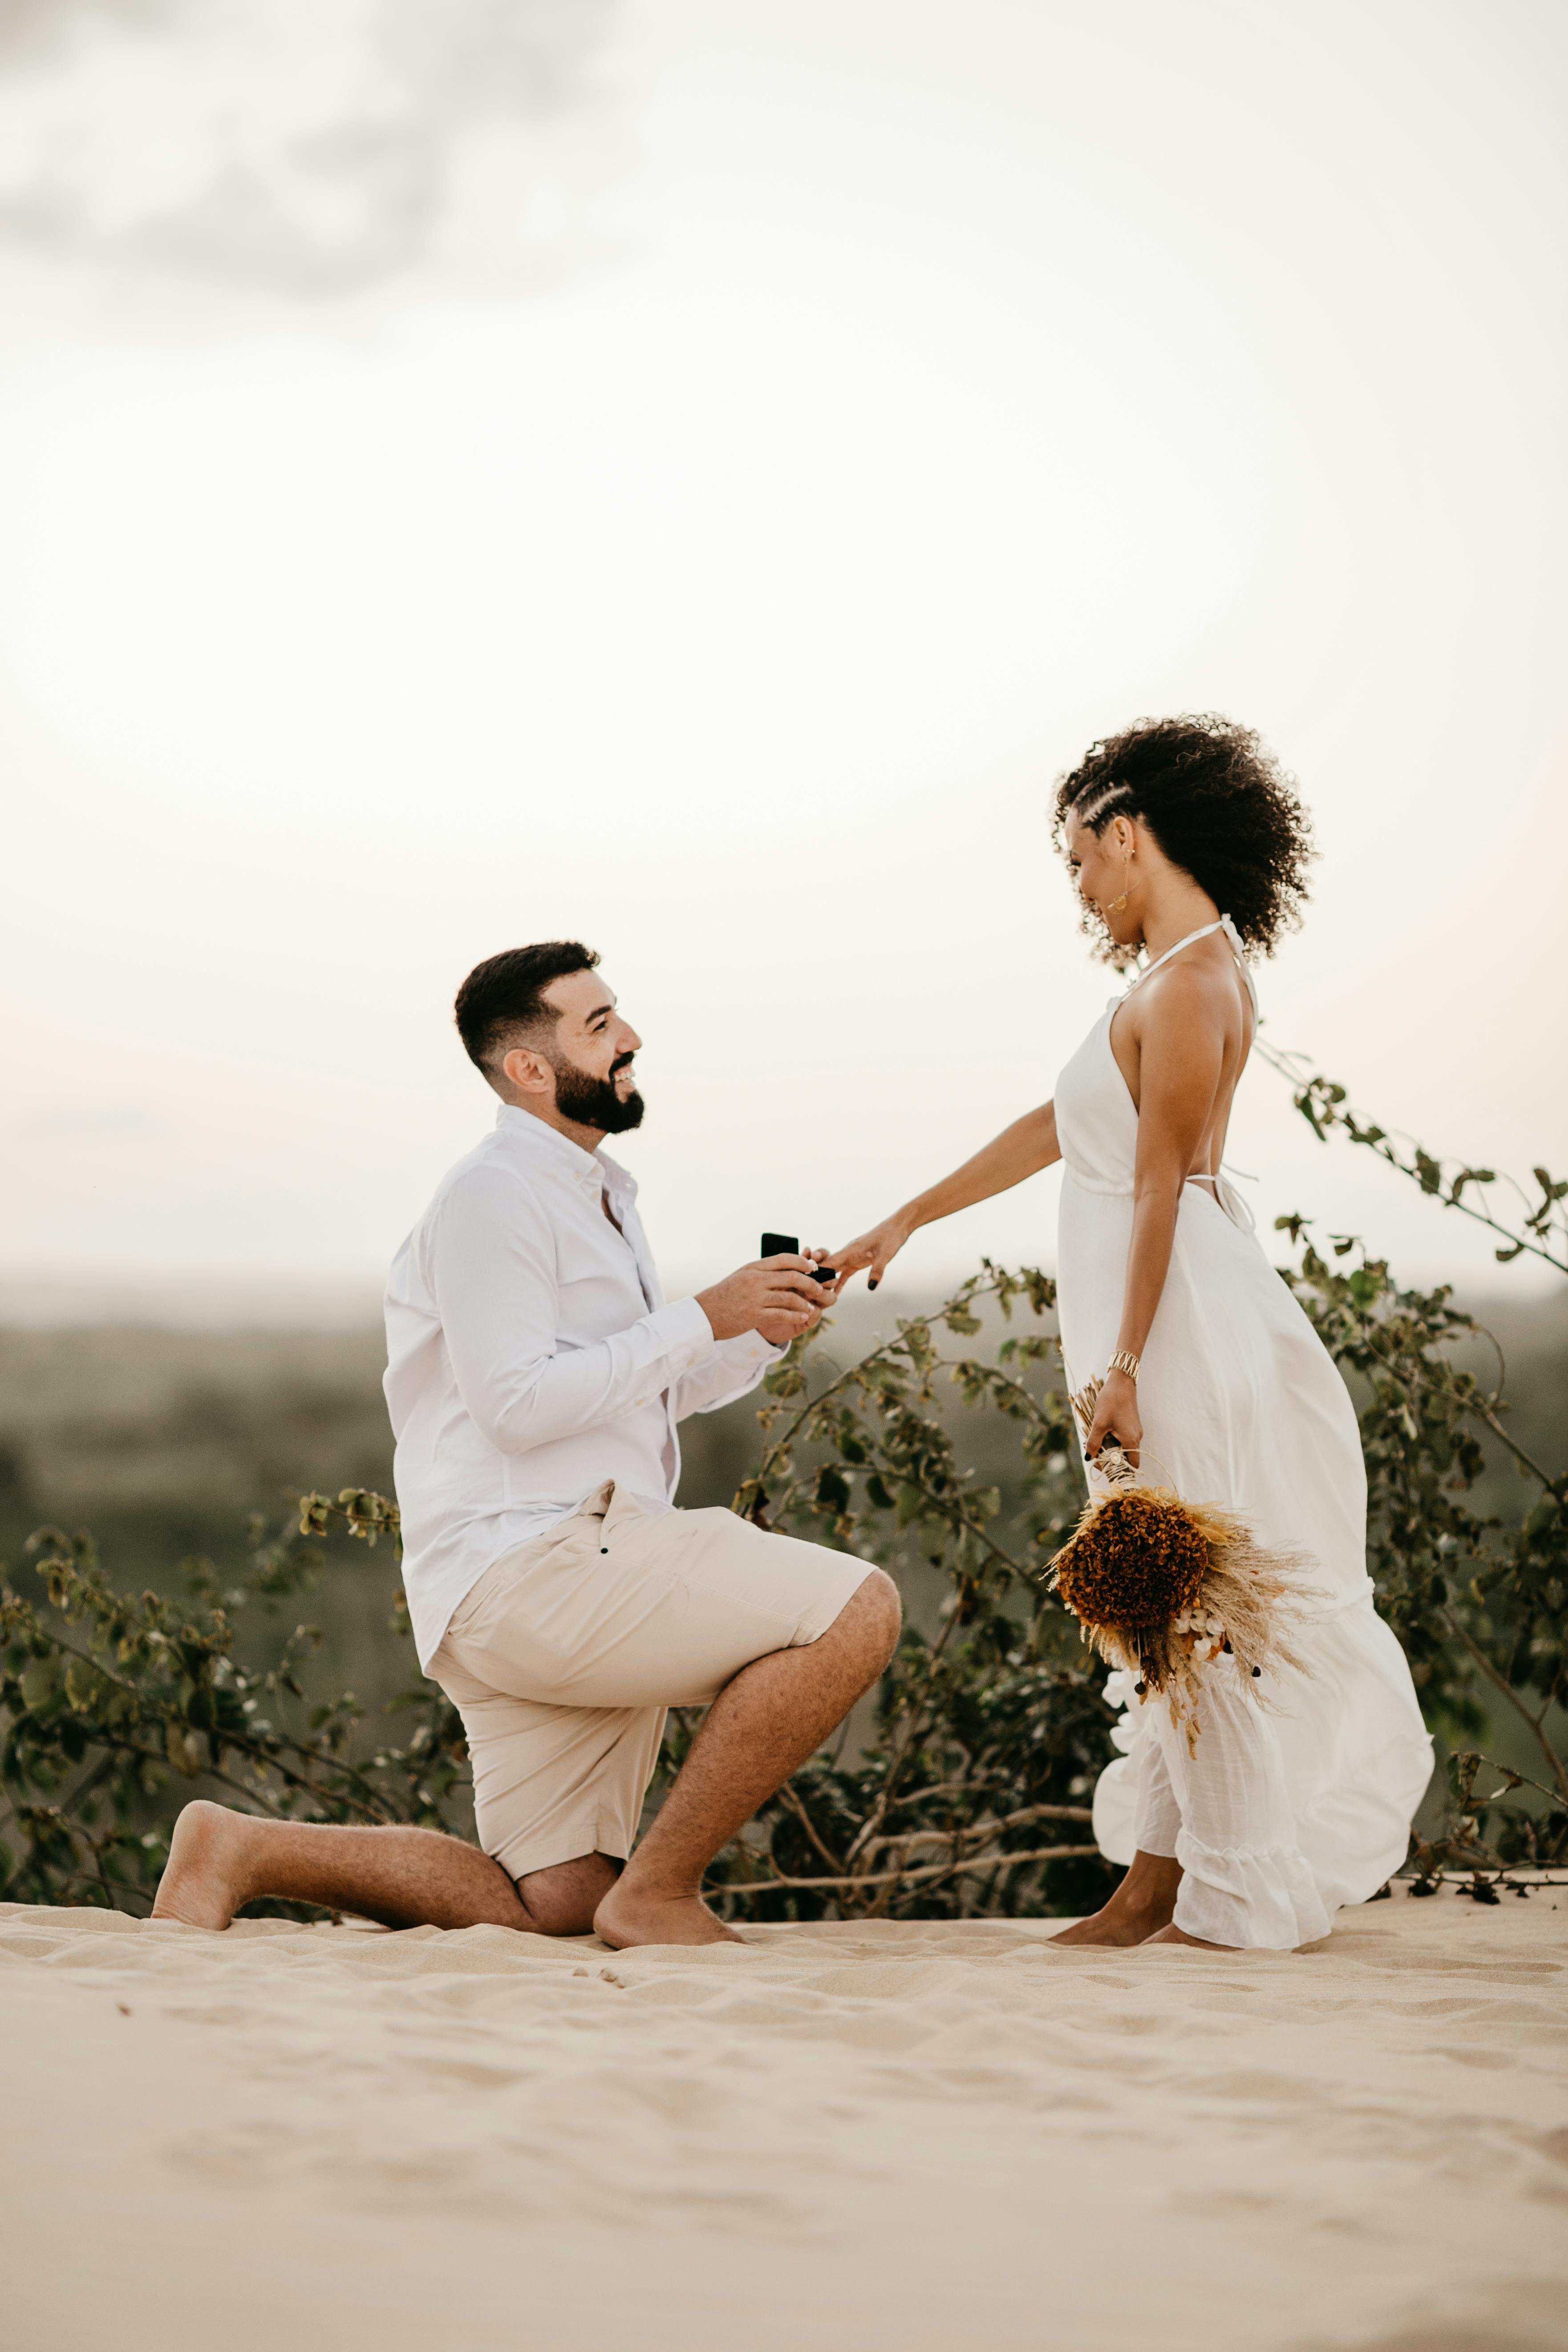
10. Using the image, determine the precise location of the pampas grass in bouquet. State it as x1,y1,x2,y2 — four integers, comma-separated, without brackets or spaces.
1048,1380,1309,1753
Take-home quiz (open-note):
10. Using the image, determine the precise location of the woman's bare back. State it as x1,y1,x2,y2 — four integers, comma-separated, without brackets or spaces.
1106,927,1256,1189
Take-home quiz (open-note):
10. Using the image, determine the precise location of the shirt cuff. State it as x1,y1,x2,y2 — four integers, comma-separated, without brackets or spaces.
655,1294,719,1360
723,1328,785,1362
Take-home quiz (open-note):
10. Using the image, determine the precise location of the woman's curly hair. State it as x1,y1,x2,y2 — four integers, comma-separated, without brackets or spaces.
1052,713,1315,962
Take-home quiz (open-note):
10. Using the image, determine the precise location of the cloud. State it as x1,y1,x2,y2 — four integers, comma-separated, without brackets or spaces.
0,0,621,295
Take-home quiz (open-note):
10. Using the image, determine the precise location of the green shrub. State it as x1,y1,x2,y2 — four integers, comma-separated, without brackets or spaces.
2,1071,1563,1917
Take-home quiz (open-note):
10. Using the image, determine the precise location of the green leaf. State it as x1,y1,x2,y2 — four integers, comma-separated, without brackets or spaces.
814,1465,851,1515
63,1656,102,1713
20,1656,58,1712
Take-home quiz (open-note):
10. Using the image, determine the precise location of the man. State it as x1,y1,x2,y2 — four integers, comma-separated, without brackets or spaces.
153,941,899,1947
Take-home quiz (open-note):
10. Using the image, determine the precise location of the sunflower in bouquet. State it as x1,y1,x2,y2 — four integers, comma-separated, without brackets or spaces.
1047,1380,1310,1753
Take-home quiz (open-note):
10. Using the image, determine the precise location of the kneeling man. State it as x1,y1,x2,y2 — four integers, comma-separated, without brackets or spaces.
154,941,898,1947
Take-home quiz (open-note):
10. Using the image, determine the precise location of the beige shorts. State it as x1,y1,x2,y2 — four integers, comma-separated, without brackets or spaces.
429,1481,872,1882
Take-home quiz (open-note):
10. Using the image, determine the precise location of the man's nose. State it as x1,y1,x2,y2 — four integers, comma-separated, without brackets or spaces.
623,1025,643,1053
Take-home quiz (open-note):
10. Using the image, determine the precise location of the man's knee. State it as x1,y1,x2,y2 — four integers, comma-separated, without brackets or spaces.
513,1850,621,1937
841,1567,902,1664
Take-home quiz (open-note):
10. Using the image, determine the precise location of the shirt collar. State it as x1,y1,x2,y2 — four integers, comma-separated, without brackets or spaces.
595,1148,636,1202
494,1104,638,1202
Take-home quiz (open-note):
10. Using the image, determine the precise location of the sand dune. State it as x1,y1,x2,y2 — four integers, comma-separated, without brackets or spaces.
3,1886,1565,2352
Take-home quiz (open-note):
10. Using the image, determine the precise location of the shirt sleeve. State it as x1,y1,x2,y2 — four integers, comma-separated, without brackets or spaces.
669,1330,782,1421
428,1165,715,1455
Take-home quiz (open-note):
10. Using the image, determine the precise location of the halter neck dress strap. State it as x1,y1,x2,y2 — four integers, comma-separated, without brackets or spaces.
1123,914,1256,1014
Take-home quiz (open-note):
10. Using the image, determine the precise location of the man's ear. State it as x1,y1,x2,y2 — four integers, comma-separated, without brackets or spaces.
499,1043,555,1099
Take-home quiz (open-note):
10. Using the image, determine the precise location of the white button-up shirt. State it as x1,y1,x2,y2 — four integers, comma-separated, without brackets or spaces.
384,1104,777,1668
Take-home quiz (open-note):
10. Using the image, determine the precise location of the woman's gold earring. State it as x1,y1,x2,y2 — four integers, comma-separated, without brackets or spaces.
1106,856,1133,916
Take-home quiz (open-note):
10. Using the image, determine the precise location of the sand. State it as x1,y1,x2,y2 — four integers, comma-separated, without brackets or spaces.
3,1885,1566,2352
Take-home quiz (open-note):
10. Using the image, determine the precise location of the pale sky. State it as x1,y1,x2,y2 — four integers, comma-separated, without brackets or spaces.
1,0,1564,1318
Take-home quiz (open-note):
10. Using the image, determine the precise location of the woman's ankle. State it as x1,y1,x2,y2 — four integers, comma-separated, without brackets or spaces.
1117,1854,1181,1917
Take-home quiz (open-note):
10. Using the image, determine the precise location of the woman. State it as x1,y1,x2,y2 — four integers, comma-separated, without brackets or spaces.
830,715,1432,1950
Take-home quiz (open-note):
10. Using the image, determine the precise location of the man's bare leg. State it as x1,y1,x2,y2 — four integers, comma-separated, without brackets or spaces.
1047,1848,1183,1947
150,1800,619,1935
593,1570,902,1952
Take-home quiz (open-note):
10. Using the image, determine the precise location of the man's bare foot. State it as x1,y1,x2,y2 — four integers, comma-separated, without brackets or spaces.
592,1884,746,1950
1048,1902,1173,1948
1141,1923,1238,1949
150,1801,257,1930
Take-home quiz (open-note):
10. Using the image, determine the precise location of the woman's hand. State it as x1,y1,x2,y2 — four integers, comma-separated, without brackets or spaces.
827,1212,915,1294
1085,1369,1142,1469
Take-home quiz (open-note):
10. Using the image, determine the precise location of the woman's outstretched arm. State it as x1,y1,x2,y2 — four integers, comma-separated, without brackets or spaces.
830,1104,1059,1290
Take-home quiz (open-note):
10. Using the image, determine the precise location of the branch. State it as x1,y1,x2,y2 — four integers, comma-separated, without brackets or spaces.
948,1360,1064,1434
1346,1324,1554,1490
784,1454,1036,1595
841,1603,969,1867
1463,1756,1568,1811
713,1842,1101,1900
0,1746,120,1840
862,1801,1094,1863
1257,1040,1568,1276
18,1864,154,1915
746,1325,924,1503
745,1269,1033,1510
1438,1610,1568,1801
870,1778,989,1812
771,1777,847,1878
215,1730,403,1824
12,1622,405,1825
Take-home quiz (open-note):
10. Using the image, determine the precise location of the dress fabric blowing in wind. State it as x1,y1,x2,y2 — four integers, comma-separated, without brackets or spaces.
1053,920,1434,1949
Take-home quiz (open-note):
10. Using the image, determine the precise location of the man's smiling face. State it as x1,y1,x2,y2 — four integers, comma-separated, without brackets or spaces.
532,968,646,1134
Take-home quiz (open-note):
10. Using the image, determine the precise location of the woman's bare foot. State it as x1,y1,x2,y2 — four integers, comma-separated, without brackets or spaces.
1047,1847,1183,1946
1048,1903,1167,1947
592,1884,746,1950
1141,1923,1238,1950
150,1801,259,1930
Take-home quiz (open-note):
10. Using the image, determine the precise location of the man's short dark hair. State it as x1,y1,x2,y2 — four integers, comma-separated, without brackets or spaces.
454,941,600,1076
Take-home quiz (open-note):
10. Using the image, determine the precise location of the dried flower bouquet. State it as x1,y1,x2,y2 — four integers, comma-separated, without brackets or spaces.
1048,1380,1310,1753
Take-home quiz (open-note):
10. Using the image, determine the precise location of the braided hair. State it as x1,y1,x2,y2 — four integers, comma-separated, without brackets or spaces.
1053,713,1315,961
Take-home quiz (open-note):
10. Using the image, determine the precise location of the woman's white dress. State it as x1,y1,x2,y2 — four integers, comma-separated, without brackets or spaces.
1053,918,1433,1948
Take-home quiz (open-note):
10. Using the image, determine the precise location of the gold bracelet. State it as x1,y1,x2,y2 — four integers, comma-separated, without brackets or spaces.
1108,1349,1141,1382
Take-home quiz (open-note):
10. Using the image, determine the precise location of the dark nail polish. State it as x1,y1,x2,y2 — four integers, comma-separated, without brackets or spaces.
868,1278,879,1291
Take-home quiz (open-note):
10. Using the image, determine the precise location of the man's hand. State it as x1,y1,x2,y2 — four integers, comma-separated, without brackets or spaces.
697,1255,828,1347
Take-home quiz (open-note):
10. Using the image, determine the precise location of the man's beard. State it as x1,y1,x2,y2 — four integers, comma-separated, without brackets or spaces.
552,1052,645,1134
